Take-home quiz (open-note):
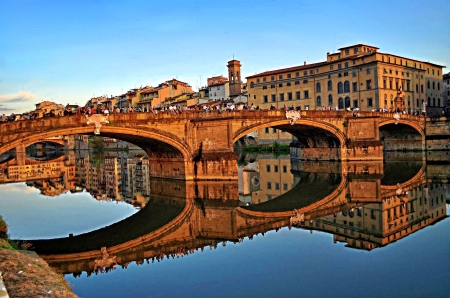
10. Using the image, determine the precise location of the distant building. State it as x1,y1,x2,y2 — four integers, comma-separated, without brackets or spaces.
34,101,65,117
443,72,450,114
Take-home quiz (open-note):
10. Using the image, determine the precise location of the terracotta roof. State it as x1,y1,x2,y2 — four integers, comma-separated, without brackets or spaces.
246,61,328,79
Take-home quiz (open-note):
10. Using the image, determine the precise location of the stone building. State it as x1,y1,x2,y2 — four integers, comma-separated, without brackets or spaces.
443,72,450,114
246,43,445,143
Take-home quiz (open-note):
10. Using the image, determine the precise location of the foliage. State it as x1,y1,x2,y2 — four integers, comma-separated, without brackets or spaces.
89,136,104,151
243,141,290,154
343,121,349,127
0,215,8,239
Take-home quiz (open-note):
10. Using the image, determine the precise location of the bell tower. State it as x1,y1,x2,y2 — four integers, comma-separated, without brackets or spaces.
227,59,241,97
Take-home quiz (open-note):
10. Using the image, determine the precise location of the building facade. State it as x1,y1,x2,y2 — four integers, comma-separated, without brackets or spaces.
245,44,445,143
246,44,444,114
443,72,450,114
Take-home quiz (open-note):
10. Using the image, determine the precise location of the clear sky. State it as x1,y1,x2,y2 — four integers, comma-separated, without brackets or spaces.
1,0,449,114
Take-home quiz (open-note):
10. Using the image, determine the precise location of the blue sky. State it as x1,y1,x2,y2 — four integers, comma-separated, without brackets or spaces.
1,0,449,113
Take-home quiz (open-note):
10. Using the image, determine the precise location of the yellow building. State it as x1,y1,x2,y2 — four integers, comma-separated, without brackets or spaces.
250,155,294,204
246,44,444,142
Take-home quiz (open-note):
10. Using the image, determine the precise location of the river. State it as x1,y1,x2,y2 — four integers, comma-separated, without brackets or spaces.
0,148,449,298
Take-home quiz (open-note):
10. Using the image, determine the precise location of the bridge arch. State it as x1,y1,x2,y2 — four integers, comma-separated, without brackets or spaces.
379,119,425,139
0,126,193,160
232,118,346,147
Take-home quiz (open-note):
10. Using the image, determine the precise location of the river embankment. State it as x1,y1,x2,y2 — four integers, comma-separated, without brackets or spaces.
0,228,78,297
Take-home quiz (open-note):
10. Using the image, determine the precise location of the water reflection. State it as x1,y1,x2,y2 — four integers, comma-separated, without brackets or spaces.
0,147,449,283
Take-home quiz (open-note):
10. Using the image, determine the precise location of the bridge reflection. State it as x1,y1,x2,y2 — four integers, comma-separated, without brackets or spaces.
19,154,448,277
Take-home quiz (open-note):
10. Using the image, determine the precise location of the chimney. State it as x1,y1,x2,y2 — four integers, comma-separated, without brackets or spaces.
304,61,306,66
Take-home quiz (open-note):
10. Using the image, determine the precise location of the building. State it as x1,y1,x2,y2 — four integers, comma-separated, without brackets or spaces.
228,60,243,98
208,80,229,101
443,72,450,114
34,101,65,117
137,79,194,110
245,44,445,143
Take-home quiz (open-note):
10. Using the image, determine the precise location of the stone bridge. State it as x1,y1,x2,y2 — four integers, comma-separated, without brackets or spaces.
0,110,429,180
25,159,440,275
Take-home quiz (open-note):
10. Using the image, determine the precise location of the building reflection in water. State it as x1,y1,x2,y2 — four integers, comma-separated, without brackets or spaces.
0,140,448,277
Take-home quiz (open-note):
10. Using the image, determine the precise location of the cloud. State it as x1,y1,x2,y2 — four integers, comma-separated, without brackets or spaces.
0,91,39,103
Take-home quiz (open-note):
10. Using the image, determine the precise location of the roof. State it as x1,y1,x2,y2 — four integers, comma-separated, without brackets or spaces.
338,44,379,51
246,61,328,79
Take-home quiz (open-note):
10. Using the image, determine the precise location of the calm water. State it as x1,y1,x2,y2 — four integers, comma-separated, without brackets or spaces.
0,150,449,298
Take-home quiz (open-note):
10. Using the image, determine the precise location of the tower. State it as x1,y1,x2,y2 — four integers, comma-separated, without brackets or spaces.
227,59,241,97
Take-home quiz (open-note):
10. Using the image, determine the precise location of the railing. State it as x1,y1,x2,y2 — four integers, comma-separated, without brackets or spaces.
0,109,426,136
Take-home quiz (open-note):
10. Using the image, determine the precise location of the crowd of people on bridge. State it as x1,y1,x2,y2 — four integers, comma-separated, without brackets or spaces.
1,101,432,123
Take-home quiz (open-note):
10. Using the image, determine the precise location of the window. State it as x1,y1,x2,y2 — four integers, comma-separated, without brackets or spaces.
274,165,278,172
296,72,300,77
266,164,271,172
263,95,268,103
275,183,280,190
283,183,288,191
383,79,387,89
421,85,424,93
271,76,275,81
310,70,314,75
338,82,343,94
303,79,308,84
280,93,284,101
271,84,275,89
303,71,307,76
295,80,300,85
279,75,283,79
250,82,254,88
427,81,430,89
366,80,372,90
257,79,260,83
416,84,419,93
353,99,358,108
338,64,342,69
328,80,332,91
338,97,344,109
287,74,291,78
344,81,350,93
273,128,277,133
366,68,371,74
352,82,357,92
271,94,276,102
328,94,333,106
330,65,334,70
344,72,348,76
354,47,358,53
263,78,266,82
287,82,291,86
296,91,300,100
316,82,321,92
352,71,357,77
304,90,309,98
283,165,287,173
345,62,349,68
317,96,322,107
263,86,267,90
288,92,292,100
279,83,283,88
265,128,269,134
367,97,373,107
267,182,272,189
345,97,351,108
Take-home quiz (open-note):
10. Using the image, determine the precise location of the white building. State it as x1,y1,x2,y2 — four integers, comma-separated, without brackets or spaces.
209,82,229,101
